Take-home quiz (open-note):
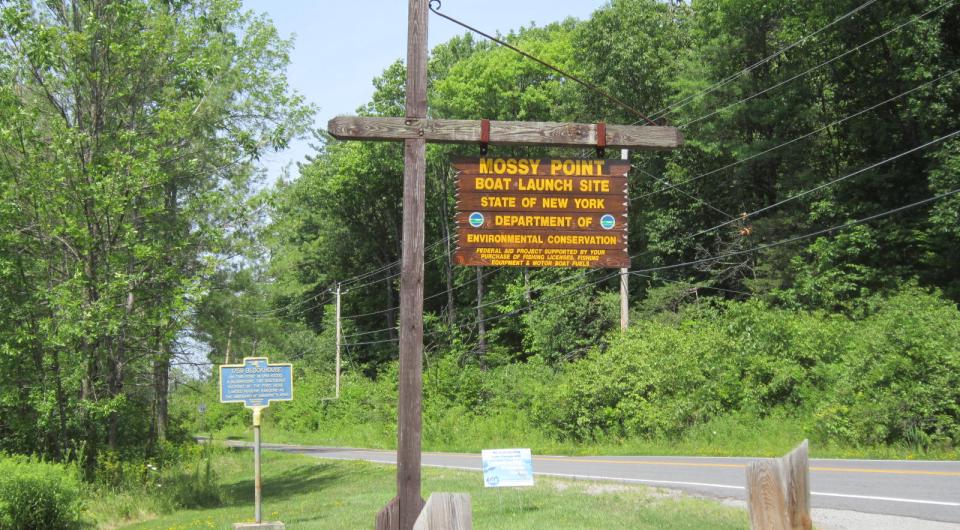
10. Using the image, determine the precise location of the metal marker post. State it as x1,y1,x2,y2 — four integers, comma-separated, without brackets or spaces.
253,407,263,524
221,357,292,530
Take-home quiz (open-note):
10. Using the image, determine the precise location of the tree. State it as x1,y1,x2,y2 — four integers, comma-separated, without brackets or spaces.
0,0,309,476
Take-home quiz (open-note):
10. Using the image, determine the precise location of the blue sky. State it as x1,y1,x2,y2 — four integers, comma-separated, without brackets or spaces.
241,0,610,182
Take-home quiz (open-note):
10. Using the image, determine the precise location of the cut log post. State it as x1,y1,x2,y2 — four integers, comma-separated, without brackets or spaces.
746,440,812,530
376,496,426,530
746,459,790,530
412,493,472,530
784,440,812,530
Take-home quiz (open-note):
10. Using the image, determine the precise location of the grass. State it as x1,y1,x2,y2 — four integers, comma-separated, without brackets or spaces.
113,445,749,530
210,410,958,461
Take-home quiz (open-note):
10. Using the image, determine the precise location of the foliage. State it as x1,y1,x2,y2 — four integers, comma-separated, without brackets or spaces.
209,289,960,455
813,288,960,448
84,442,222,525
0,0,310,475
4,0,960,483
0,455,83,530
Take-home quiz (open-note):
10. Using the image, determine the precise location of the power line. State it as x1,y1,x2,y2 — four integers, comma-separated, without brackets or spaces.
434,185,960,337
340,266,506,338
631,187,960,275
632,164,737,219
651,0,880,120
428,0,658,125
345,182,960,348
345,127,959,345
680,1,954,128
633,67,960,204
339,238,449,288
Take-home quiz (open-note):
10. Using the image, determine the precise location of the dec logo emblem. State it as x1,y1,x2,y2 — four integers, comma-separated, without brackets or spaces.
469,212,485,228
600,214,616,230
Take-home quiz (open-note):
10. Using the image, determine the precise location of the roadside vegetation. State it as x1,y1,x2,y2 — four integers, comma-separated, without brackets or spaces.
187,287,959,461
1,0,959,527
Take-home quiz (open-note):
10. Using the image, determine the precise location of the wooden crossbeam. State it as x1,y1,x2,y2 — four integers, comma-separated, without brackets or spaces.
328,116,683,150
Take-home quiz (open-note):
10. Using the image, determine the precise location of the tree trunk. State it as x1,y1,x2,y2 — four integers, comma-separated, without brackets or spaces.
153,347,170,443
523,268,532,303
225,324,233,364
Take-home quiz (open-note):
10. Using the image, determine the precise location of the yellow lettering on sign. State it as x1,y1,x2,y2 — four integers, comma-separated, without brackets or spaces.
546,235,619,245
480,196,516,208
579,179,610,193
574,198,605,209
494,215,573,228
475,177,512,190
479,158,541,175
549,159,608,176
517,178,573,192
541,197,569,209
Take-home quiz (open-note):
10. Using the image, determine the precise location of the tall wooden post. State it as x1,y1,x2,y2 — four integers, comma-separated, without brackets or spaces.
326,10,682,527
620,149,630,332
398,0,428,528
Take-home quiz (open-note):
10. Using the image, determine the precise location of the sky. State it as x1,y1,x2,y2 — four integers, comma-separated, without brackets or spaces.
241,0,610,182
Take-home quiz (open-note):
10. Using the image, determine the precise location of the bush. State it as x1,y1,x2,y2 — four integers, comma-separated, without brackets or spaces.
537,299,849,442
813,289,960,448
156,444,222,511
0,455,83,530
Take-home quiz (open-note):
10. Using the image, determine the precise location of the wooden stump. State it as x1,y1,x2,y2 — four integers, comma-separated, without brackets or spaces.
746,440,812,530
376,495,426,530
413,493,472,530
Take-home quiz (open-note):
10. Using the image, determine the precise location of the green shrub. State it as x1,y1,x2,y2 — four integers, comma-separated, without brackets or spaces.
813,288,960,448
0,455,83,530
156,444,222,510
538,299,850,442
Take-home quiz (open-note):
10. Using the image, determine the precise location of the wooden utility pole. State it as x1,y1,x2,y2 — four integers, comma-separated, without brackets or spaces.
620,149,630,332
396,0,428,528
328,6,681,528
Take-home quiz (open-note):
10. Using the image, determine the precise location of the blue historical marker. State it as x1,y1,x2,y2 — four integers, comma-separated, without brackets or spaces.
469,212,485,228
600,214,616,230
220,357,293,408
220,357,293,526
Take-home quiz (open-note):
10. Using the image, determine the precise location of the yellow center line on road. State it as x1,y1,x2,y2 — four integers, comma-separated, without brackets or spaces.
810,466,960,477
531,456,960,477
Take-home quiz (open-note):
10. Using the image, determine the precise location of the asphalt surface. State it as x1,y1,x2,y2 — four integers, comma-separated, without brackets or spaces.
224,441,960,525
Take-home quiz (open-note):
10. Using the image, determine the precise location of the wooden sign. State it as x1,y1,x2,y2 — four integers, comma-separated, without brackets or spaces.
454,157,630,268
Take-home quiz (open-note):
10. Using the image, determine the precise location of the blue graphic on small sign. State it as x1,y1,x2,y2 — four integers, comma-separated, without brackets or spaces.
220,357,293,408
481,448,534,488
469,212,485,228
600,214,616,230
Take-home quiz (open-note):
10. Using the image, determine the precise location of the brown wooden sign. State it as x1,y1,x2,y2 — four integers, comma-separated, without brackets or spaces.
454,157,630,268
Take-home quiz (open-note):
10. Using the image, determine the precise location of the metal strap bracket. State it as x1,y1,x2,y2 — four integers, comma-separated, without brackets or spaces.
480,118,490,155
596,121,607,157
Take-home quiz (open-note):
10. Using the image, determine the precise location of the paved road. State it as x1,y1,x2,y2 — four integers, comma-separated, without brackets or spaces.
226,441,960,525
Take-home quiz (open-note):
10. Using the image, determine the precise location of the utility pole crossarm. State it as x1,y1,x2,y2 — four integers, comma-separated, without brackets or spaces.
327,116,684,150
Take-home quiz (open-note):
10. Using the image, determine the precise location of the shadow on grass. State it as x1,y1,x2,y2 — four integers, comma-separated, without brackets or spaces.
221,463,344,506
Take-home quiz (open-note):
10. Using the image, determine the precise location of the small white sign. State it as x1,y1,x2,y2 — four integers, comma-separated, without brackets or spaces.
481,448,534,488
